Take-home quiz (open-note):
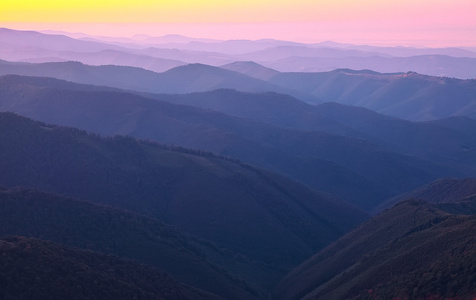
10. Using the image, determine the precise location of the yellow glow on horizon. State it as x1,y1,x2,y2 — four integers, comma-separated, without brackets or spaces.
2,0,475,23
1,0,279,23
1,0,433,23
1,0,475,47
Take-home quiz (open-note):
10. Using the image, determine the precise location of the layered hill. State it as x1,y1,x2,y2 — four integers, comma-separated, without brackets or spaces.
0,27,121,53
221,61,280,81
149,89,476,196
0,187,268,299
0,236,220,300
3,28,476,79
0,75,383,208
267,69,476,121
47,49,186,73
274,199,476,299
375,178,476,213
257,52,476,79
0,59,315,102
1,75,468,211
2,58,476,121
153,88,476,170
0,112,368,271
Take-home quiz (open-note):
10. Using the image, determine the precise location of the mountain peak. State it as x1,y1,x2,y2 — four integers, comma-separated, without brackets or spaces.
221,61,280,80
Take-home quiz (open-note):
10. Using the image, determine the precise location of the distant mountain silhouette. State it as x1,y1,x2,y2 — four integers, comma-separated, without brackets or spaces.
136,47,236,66
237,45,385,61
0,27,121,53
0,112,367,271
149,38,303,55
258,53,476,78
3,28,476,79
48,49,186,73
0,60,316,102
0,236,220,300
274,199,476,299
311,42,476,58
221,61,280,80
2,59,475,121
157,63,299,95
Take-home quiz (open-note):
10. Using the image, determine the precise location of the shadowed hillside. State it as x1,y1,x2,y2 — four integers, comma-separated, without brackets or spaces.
267,69,476,121
2,58,475,121
0,112,367,272
0,236,220,300
0,187,271,299
152,89,476,176
375,178,476,213
0,59,316,102
274,199,476,299
2,75,470,211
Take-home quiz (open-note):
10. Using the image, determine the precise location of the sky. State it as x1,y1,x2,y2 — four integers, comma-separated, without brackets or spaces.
1,0,475,47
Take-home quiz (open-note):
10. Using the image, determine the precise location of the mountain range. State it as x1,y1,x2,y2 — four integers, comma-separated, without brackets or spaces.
1,58,475,121
1,26,476,298
3,75,476,211
0,187,262,299
275,191,476,299
2,28,476,79
0,112,367,273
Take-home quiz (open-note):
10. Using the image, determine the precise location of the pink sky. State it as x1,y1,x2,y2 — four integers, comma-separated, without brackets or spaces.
1,0,475,47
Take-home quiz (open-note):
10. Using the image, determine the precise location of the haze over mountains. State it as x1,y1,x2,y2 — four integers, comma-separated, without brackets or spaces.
3,74,476,211
2,28,476,79
1,27,476,298
1,57,476,122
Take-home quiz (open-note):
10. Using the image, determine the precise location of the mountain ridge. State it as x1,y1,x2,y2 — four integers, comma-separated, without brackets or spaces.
0,111,368,270
0,235,222,300
274,199,476,299
2,74,475,211
0,186,266,299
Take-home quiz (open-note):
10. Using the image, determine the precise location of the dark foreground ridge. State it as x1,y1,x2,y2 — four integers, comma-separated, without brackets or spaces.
0,236,221,300
0,112,368,297
274,199,476,299
0,187,262,299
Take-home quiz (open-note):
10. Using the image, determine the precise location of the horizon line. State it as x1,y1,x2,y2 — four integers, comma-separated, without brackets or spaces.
2,22,476,49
